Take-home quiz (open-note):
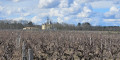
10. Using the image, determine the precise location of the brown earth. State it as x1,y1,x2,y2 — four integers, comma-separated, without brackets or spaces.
0,30,120,60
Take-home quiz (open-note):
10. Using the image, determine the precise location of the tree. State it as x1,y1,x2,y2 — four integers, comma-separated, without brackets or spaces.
81,22,91,30
77,23,81,26
82,22,91,27
27,21,34,27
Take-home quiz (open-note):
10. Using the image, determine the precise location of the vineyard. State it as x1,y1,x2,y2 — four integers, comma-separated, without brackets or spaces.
0,30,120,60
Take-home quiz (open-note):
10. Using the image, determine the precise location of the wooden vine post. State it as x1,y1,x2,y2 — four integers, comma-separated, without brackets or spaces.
22,41,27,60
28,48,33,60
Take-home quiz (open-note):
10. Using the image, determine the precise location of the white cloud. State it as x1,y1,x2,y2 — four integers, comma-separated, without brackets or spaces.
5,7,24,15
31,12,49,24
0,6,3,11
103,18,120,26
113,0,120,5
64,17,70,21
104,6,120,18
110,6,119,12
115,14,120,18
13,17,25,21
59,0,68,8
31,16,42,24
17,8,24,13
57,17,63,23
83,6,92,13
39,0,94,24
104,19,120,22
81,18,92,23
38,0,60,8
77,12,89,18
49,8,64,17
73,0,90,4
77,6,92,18
69,0,82,12
23,13,30,16
7,10,12,15
91,1,114,8
13,0,20,2
7,0,29,2
39,13,49,18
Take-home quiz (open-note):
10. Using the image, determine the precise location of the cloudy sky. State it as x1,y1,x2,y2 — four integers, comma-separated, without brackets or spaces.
0,0,120,26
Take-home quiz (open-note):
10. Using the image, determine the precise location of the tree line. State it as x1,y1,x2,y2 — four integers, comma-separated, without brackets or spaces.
0,20,120,31
0,20,35,29
53,22,120,31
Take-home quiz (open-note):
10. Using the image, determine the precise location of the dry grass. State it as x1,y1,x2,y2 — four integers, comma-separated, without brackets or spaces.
0,30,120,60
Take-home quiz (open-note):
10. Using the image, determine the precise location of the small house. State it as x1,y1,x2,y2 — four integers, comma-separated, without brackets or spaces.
23,27,39,30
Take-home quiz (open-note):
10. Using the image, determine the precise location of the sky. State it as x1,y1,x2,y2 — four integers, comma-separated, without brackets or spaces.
0,0,120,26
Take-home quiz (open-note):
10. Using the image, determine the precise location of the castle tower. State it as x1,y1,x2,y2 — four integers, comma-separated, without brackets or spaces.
42,17,53,30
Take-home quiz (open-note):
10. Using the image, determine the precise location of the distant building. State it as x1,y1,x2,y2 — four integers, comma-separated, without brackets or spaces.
42,18,53,30
23,27,39,30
